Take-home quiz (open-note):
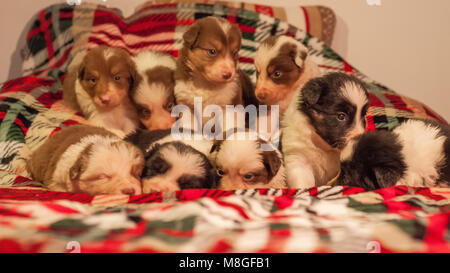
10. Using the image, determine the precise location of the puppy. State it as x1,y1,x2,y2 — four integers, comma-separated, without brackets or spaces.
27,125,144,196
125,129,218,193
132,51,177,130
175,16,258,115
337,119,450,190
254,35,320,115
63,46,140,138
282,72,370,188
210,130,287,190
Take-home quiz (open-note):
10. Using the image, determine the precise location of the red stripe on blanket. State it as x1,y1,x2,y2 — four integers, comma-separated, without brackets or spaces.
38,10,55,61
424,213,450,252
0,188,93,203
365,115,376,131
369,93,385,107
254,5,274,17
0,239,44,253
209,239,233,253
384,93,414,113
301,7,310,34
214,199,250,220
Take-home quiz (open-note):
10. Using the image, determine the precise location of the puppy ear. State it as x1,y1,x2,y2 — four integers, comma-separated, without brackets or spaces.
69,146,91,181
77,63,85,81
289,42,308,69
210,140,224,154
301,78,322,106
183,24,201,49
262,150,282,180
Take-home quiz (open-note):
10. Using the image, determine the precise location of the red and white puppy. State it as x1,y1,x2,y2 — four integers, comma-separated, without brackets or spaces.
175,16,257,113
63,46,140,138
254,36,320,115
132,51,177,131
27,125,144,196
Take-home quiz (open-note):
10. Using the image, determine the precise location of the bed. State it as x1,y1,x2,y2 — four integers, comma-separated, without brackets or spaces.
0,1,448,253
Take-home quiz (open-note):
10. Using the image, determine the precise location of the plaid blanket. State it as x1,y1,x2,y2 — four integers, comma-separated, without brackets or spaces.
0,2,449,252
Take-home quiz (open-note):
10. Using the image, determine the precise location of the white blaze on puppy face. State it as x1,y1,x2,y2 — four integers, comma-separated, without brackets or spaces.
78,141,143,195
134,82,175,130
340,82,369,140
142,144,206,193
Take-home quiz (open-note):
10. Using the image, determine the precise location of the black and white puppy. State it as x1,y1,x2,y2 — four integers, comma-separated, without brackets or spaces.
282,72,370,188
337,119,450,190
125,129,218,193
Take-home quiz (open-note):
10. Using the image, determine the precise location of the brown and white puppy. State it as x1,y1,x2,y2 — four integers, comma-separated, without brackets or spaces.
282,73,370,188
254,35,320,115
132,51,177,131
27,125,144,196
175,16,258,115
210,130,287,190
63,46,140,138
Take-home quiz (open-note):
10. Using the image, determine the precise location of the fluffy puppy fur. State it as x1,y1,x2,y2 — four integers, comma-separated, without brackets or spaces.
254,35,320,115
282,72,370,188
132,51,177,130
175,16,258,113
63,46,140,138
27,125,144,196
338,119,450,190
125,129,217,193
210,130,287,190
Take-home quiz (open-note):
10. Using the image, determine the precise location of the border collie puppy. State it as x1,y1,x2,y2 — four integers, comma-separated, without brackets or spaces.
210,130,287,190
63,46,139,138
282,72,370,188
125,129,218,193
132,51,177,131
175,16,258,113
141,141,218,193
337,119,450,190
254,35,320,115
27,125,144,196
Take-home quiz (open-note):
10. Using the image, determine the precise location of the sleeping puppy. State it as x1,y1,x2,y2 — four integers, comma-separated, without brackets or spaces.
141,141,218,193
27,125,144,196
282,72,370,188
132,51,177,130
125,129,218,193
254,35,320,115
175,16,258,115
63,46,140,138
337,119,450,190
210,130,287,190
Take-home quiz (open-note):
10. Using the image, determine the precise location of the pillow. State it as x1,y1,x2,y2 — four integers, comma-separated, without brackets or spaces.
0,2,446,187
136,0,337,46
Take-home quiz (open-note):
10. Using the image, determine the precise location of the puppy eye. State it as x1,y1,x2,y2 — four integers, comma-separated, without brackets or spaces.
208,49,217,56
337,113,347,121
141,108,151,117
243,173,255,182
89,78,97,84
216,169,225,177
166,102,174,112
114,75,121,81
272,71,282,78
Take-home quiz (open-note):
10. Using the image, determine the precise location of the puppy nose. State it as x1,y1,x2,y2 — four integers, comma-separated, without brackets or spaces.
256,92,266,101
222,72,232,80
100,95,111,105
121,188,136,195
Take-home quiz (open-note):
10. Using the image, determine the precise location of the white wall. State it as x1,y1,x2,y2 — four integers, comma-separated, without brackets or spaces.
1,0,449,120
